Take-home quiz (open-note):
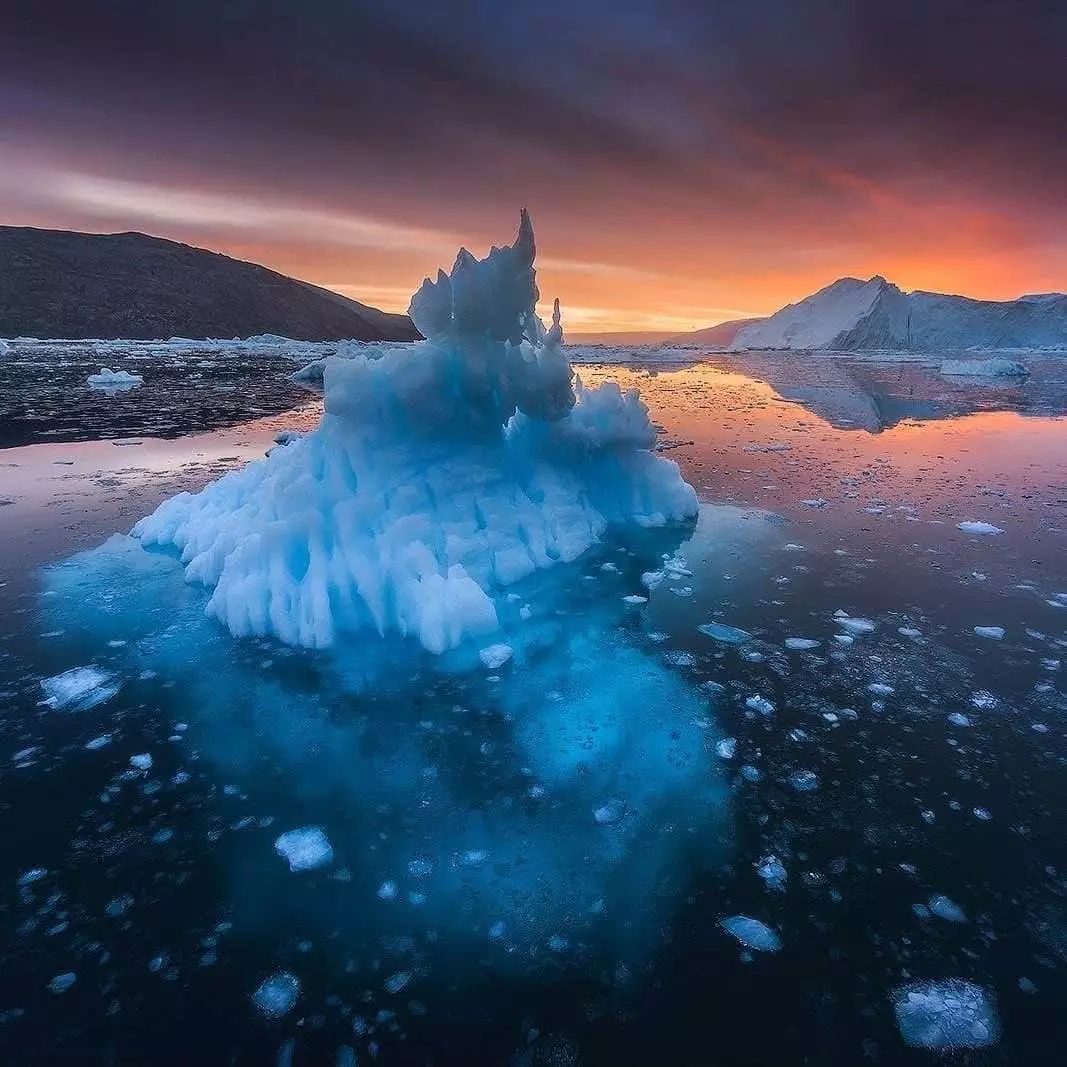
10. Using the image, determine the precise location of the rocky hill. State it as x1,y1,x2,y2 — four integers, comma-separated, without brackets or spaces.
0,226,419,342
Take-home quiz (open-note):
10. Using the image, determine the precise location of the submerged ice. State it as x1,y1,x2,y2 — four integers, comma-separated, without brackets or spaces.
133,212,696,654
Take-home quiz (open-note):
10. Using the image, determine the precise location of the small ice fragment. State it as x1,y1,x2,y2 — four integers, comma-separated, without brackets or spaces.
594,799,625,825
785,637,820,650
745,695,775,715
801,498,828,508
973,626,1005,640
719,915,781,952
788,770,820,792
929,894,968,923
377,880,398,901
756,855,787,890
478,643,513,670
698,622,752,644
48,972,77,994
41,666,119,711
18,868,47,887
957,521,1003,535
384,971,412,994
85,734,112,750
129,753,153,771
836,616,875,635
87,368,143,387
740,764,763,782
488,921,506,941
893,980,998,1049
622,594,647,605
898,627,921,638
274,827,334,872
948,713,971,727
868,683,894,696
716,737,737,760
252,971,300,1018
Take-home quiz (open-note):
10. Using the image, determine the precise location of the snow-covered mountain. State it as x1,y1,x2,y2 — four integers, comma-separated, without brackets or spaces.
726,277,1067,352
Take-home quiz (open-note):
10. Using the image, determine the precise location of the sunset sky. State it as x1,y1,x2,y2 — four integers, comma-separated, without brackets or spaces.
3,0,1065,333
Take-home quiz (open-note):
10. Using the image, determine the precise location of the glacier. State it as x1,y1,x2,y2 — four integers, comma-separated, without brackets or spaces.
727,276,1067,352
132,212,697,654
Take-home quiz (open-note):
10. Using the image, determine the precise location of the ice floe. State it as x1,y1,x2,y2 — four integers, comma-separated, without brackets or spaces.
274,826,334,872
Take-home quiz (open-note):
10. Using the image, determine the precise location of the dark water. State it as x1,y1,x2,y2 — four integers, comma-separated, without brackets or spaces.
0,353,1065,1064
0,342,311,447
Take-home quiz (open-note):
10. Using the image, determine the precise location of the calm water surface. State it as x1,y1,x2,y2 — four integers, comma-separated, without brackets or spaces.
0,354,1065,1065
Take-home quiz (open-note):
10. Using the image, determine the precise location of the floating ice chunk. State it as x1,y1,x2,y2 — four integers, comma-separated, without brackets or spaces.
132,214,697,655
377,880,398,901
85,734,112,750
478,643,513,670
929,894,968,923
719,915,781,952
801,498,828,508
274,827,334,872
957,521,1003,535
788,770,820,792
947,713,972,727
698,622,752,644
973,626,1005,641
893,980,998,1049
18,868,47,887
594,799,625,825
384,971,412,994
756,855,787,891
87,368,143,388
129,753,153,771
252,971,300,1018
868,683,895,696
715,737,737,760
836,616,875,635
941,358,1027,378
745,695,775,715
898,626,921,638
784,637,820,650
41,666,119,711
622,594,648,605
48,972,77,994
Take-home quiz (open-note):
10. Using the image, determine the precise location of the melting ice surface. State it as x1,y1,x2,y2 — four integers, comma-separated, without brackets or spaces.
133,212,696,656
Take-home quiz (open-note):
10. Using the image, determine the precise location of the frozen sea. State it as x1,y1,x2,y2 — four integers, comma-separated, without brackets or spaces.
1,346,1066,1064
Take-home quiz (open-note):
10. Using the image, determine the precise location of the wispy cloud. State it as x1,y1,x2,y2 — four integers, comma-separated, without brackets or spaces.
44,173,457,255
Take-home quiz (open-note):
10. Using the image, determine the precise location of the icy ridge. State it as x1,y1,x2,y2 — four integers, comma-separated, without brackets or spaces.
133,213,697,653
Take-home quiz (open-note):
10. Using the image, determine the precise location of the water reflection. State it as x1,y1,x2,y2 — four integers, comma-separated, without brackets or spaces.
0,355,1065,1064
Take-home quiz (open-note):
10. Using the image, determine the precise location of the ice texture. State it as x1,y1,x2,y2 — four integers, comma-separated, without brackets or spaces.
252,971,300,1017
40,666,119,711
274,826,334,872
893,980,999,1049
719,915,782,952
133,213,697,654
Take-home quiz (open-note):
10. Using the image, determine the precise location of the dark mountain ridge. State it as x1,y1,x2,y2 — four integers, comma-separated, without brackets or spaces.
0,226,419,342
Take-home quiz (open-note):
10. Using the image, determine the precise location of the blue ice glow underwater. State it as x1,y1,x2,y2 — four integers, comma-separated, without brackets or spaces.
41,507,770,969
38,215,753,988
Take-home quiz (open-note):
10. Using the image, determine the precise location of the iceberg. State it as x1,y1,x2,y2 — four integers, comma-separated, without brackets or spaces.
133,213,697,654
86,367,143,389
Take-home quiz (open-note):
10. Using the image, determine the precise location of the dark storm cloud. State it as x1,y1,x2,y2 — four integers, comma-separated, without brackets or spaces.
2,0,1065,327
